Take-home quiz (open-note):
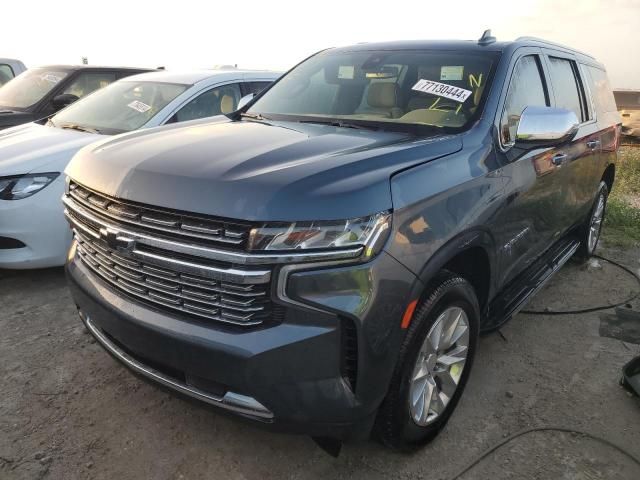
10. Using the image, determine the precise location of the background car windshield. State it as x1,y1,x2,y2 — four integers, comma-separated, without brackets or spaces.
248,50,496,131
0,68,69,109
52,80,188,133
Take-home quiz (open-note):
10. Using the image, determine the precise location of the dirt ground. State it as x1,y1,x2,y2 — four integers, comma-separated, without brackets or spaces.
1,242,640,480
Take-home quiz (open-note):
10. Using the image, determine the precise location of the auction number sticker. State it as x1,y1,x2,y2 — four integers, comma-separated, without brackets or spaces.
411,79,472,103
41,73,62,84
127,100,152,113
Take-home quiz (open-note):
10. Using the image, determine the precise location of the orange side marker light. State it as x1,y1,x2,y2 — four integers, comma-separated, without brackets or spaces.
401,299,418,329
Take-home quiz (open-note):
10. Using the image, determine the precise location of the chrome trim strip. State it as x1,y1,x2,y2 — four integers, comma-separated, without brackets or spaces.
82,314,274,420
64,195,363,265
64,213,271,285
69,187,244,246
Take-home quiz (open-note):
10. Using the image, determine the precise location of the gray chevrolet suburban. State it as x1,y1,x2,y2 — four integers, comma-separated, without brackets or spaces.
63,32,621,450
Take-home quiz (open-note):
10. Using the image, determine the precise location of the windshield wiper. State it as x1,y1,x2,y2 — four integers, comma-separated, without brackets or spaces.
240,112,270,121
299,119,379,131
59,123,101,134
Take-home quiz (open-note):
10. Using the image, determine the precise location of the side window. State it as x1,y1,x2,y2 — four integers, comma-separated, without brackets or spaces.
242,81,272,97
586,66,618,114
0,64,14,87
172,83,241,123
547,57,585,122
62,72,116,99
500,55,548,146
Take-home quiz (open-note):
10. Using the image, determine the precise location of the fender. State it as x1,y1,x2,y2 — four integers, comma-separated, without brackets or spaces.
398,228,498,311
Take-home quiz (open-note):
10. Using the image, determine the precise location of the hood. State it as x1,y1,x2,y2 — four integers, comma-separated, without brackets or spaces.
66,119,462,222
0,122,105,176
0,109,37,130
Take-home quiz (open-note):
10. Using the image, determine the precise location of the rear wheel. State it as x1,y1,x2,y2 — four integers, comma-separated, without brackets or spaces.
375,271,480,450
577,181,608,259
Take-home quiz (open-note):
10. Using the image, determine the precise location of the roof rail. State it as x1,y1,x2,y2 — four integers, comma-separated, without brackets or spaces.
478,29,496,46
515,36,595,59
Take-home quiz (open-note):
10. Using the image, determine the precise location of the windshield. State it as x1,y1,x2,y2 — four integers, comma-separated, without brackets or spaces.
248,49,497,133
0,68,69,109
51,80,189,134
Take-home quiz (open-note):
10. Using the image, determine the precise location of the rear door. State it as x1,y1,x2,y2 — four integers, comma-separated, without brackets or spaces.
541,50,600,228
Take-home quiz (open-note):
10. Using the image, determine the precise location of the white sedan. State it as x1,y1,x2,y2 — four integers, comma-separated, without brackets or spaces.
0,69,280,269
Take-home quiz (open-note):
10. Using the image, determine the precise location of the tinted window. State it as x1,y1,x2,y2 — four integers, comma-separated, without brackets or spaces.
173,83,241,122
242,81,272,96
547,57,584,121
587,66,618,114
63,72,117,99
500,55,548,145
0,64,14,87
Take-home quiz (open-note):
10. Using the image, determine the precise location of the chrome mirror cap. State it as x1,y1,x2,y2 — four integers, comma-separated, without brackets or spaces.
515,106,579,148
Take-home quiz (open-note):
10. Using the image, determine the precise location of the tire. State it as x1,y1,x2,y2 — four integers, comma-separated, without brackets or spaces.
576,181,609,259
374,271,480,450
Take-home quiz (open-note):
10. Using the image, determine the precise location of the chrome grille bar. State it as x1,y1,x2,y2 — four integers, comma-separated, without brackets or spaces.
64,194,363,266
69,182,248,246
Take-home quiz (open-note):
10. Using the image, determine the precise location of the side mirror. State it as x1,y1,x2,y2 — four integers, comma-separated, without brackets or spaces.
52,93,80,111
237,93,255,111
515,106,579,148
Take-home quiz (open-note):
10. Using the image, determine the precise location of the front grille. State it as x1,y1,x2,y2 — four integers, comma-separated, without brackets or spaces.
64,181,275,327
68,182,252,249
74,230,271,325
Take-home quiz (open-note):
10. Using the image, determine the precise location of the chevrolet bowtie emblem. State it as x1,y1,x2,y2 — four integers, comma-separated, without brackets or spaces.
99,227,135,253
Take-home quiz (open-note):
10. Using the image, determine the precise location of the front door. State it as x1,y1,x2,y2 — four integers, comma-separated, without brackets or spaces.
491,52,568,288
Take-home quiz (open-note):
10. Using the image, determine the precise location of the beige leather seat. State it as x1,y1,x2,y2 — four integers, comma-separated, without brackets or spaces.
360,83,403,118
220,94,235,114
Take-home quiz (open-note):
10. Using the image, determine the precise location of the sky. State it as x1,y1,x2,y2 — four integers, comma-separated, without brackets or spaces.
2,0,639,88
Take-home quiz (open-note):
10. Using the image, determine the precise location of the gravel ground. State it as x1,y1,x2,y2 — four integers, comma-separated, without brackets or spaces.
1,244,639,480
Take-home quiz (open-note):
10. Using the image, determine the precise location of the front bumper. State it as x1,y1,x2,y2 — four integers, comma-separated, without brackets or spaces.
0,176,71,269
66,243,419,439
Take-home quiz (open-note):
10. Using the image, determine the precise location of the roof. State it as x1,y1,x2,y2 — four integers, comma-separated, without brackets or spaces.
30,65,154,72
118,69,281,85
329,37,598,63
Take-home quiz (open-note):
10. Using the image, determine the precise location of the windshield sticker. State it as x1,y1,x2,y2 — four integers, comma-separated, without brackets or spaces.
41,73,62,84
338,65,355,80
411,79,472,103
440,66,464,81
127,100,152,113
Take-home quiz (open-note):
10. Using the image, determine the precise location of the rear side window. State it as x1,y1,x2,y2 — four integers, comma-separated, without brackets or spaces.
242,81,272,96
0,64,14,86
500,55,548,145
586,66,618,114
547,57,585,122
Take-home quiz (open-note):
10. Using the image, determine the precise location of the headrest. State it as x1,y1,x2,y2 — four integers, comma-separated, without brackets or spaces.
367,83,398,108
220,95,235,114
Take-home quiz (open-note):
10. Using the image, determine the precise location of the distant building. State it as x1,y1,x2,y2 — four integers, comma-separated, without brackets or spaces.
614,89,640,137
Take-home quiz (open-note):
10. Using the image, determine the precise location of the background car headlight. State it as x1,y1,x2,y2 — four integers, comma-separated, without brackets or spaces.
247,211,391,258
0,173,60,200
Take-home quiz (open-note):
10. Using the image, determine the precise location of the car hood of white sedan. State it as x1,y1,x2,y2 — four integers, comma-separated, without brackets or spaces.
0,122,105,177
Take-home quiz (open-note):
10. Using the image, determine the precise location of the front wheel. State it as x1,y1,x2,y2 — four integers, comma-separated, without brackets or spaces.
374,271,480,450
577,181,609,259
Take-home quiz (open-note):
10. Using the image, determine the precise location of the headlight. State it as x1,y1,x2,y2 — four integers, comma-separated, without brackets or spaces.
247,211,391,258
0,173,60,200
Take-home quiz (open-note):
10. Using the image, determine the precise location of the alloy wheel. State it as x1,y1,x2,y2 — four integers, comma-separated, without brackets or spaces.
408,306,470,426
588,192,605,253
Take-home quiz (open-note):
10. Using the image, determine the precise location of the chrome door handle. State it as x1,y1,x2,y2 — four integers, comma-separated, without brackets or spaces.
586,140,600,149
552,153,568,166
